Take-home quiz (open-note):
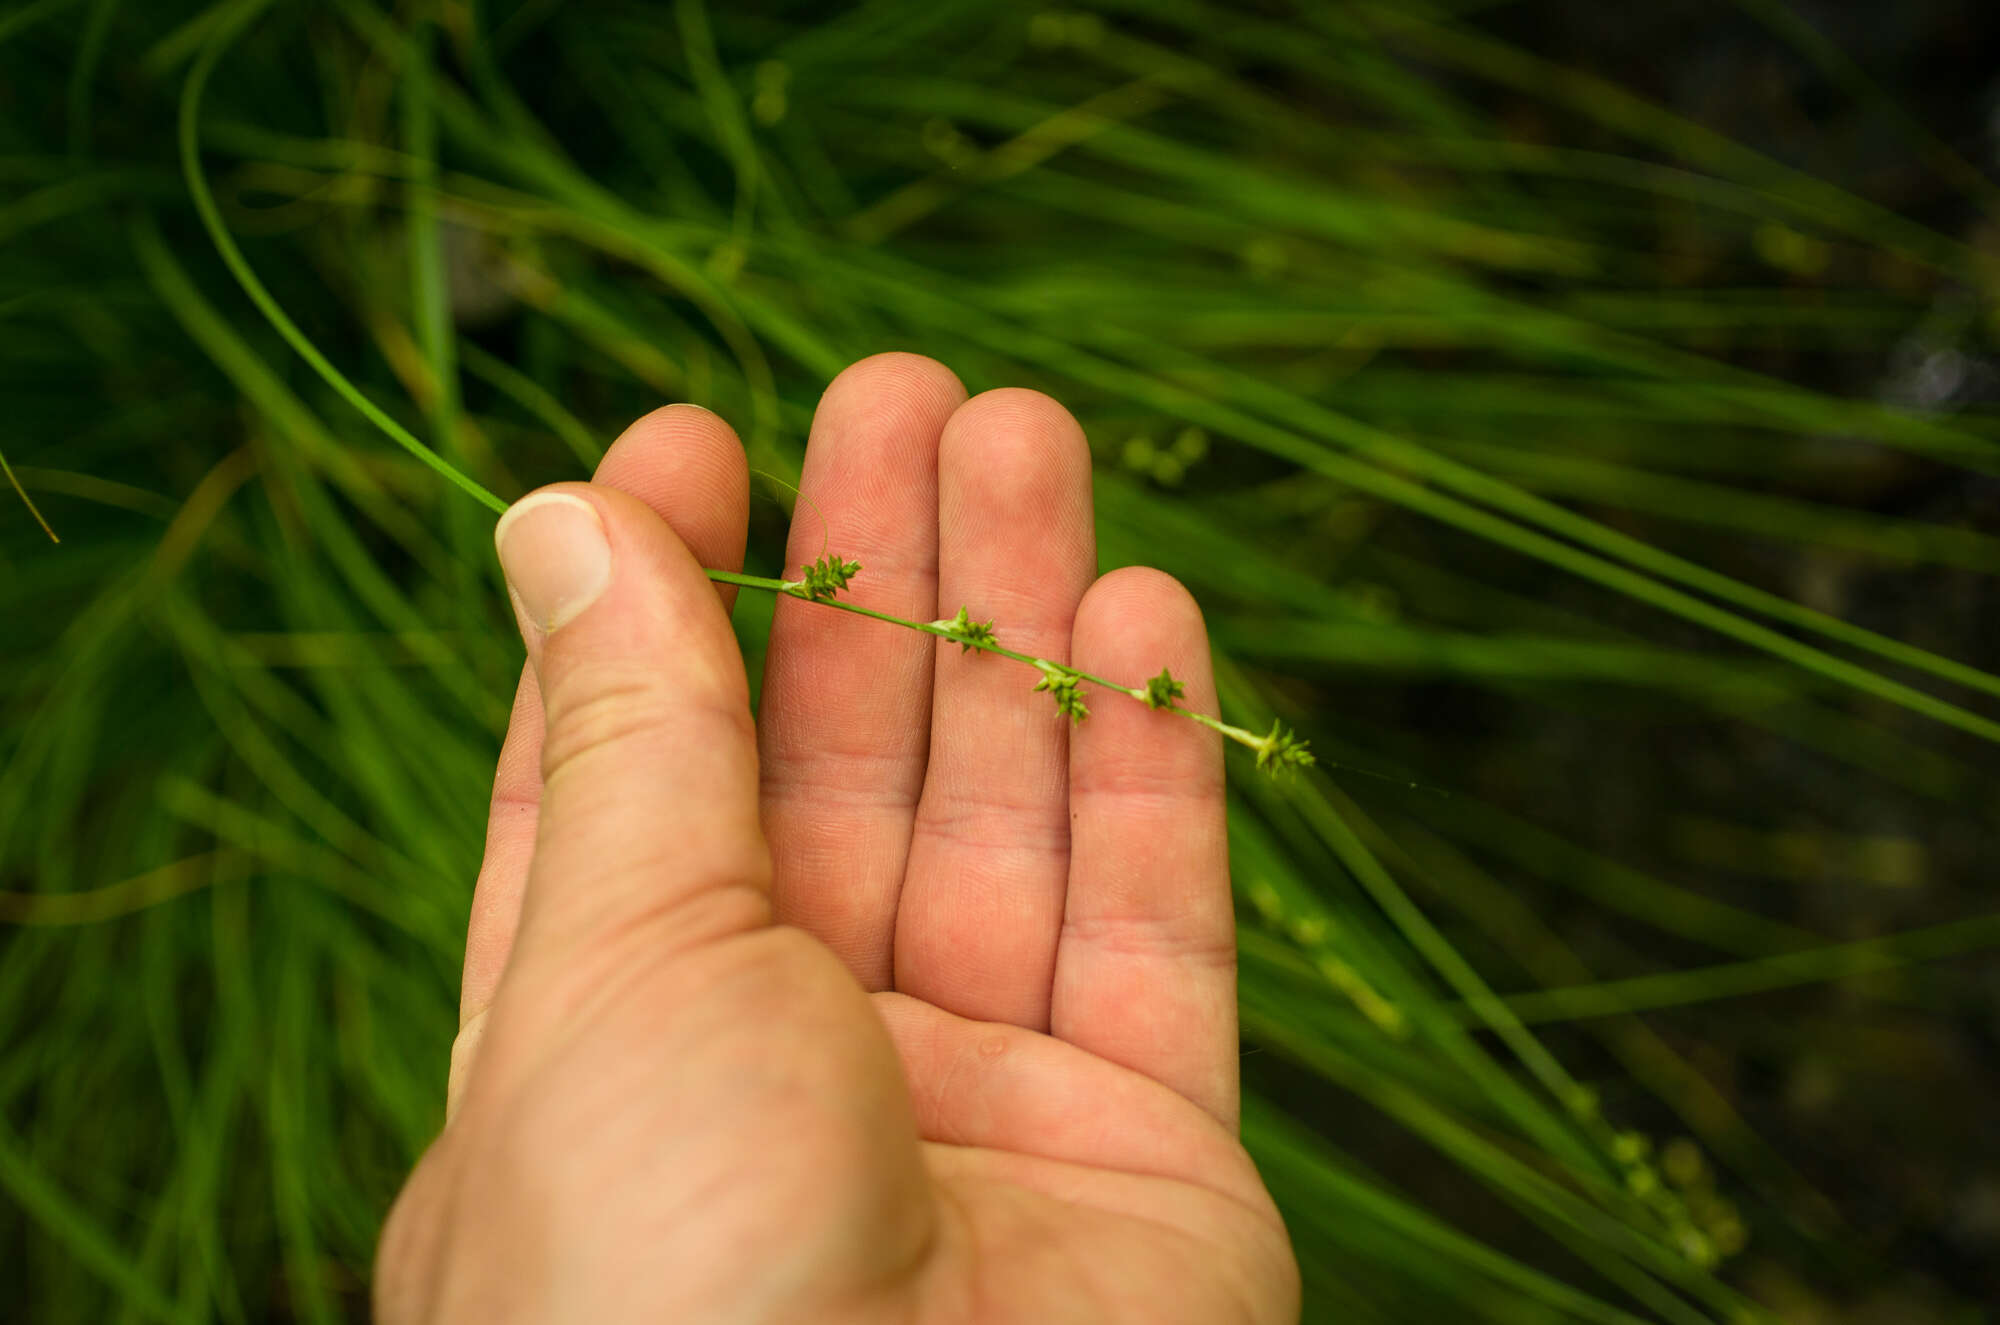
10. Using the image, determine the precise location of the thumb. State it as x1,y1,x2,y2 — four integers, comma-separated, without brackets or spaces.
495,482,769,966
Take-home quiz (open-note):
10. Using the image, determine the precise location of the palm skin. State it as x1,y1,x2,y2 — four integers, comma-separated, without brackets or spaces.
376,356,1300,1322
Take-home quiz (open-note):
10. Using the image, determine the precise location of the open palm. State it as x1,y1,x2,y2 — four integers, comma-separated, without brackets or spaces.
377,355,1299,1322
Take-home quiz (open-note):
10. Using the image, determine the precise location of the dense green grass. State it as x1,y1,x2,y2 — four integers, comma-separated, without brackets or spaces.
5,1,1999,1320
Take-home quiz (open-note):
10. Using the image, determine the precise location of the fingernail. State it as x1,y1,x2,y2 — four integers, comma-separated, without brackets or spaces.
495,492,611,632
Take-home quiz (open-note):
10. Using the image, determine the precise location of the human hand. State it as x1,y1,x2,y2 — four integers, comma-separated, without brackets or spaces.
375,355,1300,1323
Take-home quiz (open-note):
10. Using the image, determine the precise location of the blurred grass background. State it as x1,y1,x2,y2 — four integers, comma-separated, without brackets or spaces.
4,0,2000,1320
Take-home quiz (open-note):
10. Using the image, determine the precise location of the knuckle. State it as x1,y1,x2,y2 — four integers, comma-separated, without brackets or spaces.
917,790,1070,855
1072,766,1225,804
683,924,849,1024
445,1007,492,1122
760,744,923,811
539,666,752,788
539,669,671,781
592,873,774,968
928,1024,1018,1138
1060,911,1237,967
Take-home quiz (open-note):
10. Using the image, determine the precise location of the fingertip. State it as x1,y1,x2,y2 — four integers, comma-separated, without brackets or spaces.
820,352,968,421
504,480,743,692
599,400,742,468
1076,565,1204,635
935,387,1096,638
596,402,750,609
796,354,965,567
1072,567,1218,715
495,488,613,635
942,388,1092,490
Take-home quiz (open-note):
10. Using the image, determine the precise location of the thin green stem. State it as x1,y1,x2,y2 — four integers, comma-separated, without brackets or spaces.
178,0,507,517
709,567,1311,771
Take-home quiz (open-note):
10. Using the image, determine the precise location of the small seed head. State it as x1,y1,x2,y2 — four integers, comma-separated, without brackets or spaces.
1142,667,1185,710
799,554,861,601
940,605,999,654
1032,663,1089,724
1255,719,1314,776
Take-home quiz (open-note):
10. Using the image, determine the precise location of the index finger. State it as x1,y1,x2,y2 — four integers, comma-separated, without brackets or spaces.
758,354,965,988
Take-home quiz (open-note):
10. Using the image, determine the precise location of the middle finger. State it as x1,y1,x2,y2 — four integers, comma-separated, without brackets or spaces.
896,388,1097,1029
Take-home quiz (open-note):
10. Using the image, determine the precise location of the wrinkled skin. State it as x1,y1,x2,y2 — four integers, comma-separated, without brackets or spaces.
376,356,1301,1323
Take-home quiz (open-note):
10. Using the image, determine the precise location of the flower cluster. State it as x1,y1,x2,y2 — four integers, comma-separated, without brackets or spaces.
1032,662,1090,725
1141,667,1185,710
1254,720,1315,776
936,605,999,654
797,553,861,601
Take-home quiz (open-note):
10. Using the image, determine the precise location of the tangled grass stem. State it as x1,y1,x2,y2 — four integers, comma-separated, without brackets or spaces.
176,1,1307,778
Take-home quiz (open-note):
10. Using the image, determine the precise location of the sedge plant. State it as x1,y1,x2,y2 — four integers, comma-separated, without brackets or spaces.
6,1,2000,1323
